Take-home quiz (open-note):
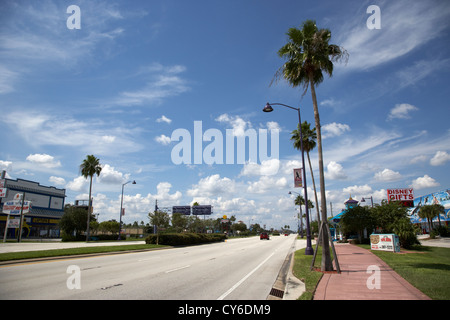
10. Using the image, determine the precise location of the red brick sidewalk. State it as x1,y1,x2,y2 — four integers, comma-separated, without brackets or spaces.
313,244,431,300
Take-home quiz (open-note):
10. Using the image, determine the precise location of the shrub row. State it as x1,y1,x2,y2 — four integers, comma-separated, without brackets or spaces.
145,233,226,246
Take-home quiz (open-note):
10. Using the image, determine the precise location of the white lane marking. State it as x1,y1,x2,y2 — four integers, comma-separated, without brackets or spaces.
165,265,191,273
217,251,275,300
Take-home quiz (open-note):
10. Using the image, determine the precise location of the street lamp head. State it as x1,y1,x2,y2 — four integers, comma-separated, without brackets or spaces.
288,191,292,195
262,103,273,113
132,180,136,184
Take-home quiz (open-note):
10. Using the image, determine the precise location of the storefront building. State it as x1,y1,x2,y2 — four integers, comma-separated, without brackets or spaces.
0,178,66,239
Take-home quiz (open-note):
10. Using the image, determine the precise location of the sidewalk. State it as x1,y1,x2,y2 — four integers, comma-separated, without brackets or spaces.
313,244,431,300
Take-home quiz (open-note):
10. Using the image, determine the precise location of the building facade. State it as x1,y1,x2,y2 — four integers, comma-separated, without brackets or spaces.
0,178,66,239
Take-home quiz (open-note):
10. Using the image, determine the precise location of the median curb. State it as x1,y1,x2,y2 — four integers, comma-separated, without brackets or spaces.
0,246,171,266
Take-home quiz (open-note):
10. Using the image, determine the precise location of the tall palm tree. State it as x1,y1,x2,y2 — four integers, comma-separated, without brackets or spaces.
291,121,320,223
274,20,348,271
80,155,102,242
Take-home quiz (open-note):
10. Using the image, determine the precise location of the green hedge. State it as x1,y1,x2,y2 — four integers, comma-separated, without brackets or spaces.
145,233,226,246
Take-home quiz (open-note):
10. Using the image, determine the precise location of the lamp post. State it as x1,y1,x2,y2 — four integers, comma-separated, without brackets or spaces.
361,196,373,208
118,180,136,240
263,103,313,255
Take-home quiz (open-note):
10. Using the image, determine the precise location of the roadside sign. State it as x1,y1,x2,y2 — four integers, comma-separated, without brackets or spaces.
172,206,191,215
0,188,6,198
3,200,31,214
192,205,212,215
370,234,400,252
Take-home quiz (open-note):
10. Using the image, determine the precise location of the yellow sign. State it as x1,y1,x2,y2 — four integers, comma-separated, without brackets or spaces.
223,215,227,219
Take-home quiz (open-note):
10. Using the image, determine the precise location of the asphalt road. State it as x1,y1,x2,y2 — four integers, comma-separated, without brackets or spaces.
0,235,302,300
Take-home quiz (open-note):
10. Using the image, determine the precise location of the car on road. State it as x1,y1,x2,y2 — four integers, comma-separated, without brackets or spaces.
260,232,270,240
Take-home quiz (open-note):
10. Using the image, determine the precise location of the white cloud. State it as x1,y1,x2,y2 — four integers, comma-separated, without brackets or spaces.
322,122,350,138
113,65,190,107
155,134,171,145
156,115,172,124
337,1,450,71
240,159,280,176
0,160,13,172
66,176,88,192
430,151,450,166
1,111,142,156
387,103,418,120
247,176,287,194
325,161,347,180
410,175,440,190
215,114,252,137
98,164,129,184
49,176,66,186
374,168,402,182
26,153,61,168
187,174,235,197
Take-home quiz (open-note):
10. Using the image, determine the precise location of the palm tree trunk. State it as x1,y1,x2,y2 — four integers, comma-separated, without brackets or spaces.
306,151,321,224
86,175,93,242
309,75,333,271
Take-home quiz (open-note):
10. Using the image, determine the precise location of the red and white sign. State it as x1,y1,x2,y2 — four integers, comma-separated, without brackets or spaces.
2,200,31,214
387,188,414,202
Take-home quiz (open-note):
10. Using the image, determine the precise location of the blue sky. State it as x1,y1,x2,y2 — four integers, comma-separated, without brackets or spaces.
1,0,449,229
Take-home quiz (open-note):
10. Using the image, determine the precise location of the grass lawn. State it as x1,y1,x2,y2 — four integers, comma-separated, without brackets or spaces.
359,244,450,300
0,243,166,262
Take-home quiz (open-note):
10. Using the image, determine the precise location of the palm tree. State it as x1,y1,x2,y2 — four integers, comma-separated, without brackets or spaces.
419,204,445,232
274,20,348,271
295,194,314,238
80,155,102,242
291,121,320,223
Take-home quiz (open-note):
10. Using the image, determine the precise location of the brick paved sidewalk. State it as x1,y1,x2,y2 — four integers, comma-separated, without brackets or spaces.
313,243,431,300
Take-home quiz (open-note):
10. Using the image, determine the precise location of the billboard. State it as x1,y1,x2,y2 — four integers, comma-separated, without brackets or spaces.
387,188,414,207
172,206,191,215
192,205,212,215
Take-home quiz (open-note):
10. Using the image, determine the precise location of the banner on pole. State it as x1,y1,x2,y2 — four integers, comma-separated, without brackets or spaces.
293,168,302,188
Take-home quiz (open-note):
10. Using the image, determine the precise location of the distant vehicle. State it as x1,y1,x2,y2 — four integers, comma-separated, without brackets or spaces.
260,232,270,240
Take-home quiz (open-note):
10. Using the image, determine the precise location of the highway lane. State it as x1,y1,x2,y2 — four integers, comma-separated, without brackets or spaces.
0,235,304,300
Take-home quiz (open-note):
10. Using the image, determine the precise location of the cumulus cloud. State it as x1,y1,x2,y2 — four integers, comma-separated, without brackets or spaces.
430,151,450,166
374,168,402,182
215,113,252,137
325,161,347,180
156,115,172,124
98,164,130,184
410,175,440,190
49,176,66,186
322,122,350,138
240,159,280,176
155,134,171,145
387,103,418,120
26,153,61,168
187,174,235,197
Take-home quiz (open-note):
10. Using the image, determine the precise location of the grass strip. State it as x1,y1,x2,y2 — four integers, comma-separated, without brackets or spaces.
358,244,450,300
0,244,166,262
292,246,325,300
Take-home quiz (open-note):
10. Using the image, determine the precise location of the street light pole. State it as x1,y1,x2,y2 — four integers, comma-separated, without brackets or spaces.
118,180,136,240
263,103,314,255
